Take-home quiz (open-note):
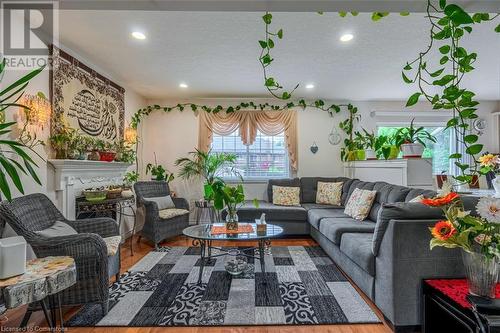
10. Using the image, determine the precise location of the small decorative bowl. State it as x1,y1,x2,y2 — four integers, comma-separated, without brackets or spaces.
83,189,107,203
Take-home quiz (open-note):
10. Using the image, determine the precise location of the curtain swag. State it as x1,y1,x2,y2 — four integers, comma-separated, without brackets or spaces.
198,110,298,170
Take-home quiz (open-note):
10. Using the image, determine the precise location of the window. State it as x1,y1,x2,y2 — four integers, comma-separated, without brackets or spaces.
377,126,451,175
211,130,290,180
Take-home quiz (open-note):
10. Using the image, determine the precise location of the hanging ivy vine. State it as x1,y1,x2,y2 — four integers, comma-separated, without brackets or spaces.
399,0,499,183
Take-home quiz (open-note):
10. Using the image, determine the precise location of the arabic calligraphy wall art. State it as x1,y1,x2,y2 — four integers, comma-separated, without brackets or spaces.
50,46,125,144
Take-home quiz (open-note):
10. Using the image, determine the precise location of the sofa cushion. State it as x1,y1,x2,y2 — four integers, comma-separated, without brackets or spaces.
340,233,375,276
316,181,343,205
300,177,350,203
145,195,175,210
103,235,122,256
372,202,444,256
405,188,437,202
36,221,77,238
159,208,190,220
272,185,301,206
267,178,300,202
368,183,411,221
307,209,349,229
237,201,307,222
344,188,377,221
318,217,376,245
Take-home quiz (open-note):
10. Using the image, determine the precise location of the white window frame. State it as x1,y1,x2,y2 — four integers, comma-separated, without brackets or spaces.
211,131,291,182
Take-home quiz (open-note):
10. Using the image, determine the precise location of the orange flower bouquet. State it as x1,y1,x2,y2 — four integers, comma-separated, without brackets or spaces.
423,189,500,297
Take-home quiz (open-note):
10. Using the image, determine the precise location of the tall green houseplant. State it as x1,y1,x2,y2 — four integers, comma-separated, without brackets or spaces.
0,59,43,200
175,149,239,200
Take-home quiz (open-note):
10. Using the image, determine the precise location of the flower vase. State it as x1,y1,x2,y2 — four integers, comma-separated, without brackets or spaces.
225,210,238,232
462,250,499,298
493,177,500,198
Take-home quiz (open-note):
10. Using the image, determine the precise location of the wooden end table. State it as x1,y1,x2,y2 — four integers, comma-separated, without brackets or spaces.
0,256,76,331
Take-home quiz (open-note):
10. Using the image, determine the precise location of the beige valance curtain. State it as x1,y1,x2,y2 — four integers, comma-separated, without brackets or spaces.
198,110,298,170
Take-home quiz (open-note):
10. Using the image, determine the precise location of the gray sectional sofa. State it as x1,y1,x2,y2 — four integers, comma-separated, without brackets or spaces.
235,177,478,332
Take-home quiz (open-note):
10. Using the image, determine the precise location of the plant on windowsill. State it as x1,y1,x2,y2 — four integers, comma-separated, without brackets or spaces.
395,119,437,158
146,153,175,182
378,134,401,160
175,149,239,201
354,129,389,161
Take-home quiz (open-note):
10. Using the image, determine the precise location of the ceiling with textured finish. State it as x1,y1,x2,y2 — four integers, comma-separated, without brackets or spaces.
57,10,500,100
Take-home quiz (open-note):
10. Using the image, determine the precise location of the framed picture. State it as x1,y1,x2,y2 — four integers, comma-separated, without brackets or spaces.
50,45,125,144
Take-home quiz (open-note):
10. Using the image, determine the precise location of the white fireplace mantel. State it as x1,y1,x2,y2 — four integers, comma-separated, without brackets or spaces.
49,159,132,219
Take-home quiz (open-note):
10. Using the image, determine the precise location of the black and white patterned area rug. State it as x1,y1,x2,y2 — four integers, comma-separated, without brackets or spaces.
68,246,380,326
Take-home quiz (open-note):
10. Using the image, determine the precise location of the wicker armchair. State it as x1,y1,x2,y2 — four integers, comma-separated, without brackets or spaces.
0,193,120,315
134,181,190,249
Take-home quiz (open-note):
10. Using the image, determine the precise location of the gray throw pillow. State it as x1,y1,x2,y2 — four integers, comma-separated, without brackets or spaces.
145,195,175,210
36,221,78,238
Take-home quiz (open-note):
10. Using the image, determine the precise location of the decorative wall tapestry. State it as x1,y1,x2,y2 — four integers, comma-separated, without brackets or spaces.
50,46,125,143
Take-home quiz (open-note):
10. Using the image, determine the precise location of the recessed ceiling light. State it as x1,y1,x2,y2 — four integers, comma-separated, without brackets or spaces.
305,84,315,89
131,31,146,40
179,83,188,88
340,33,354,42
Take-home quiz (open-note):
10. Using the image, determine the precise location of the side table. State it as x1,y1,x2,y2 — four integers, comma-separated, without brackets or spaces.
423,279,500,333
0,256,76,330
194,200,219,224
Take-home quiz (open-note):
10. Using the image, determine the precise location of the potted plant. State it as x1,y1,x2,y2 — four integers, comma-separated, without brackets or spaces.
49,122,76,159
356,129,388,160
211,180,245,231
423,191,500,298
114,140,136,164
73,133,93,160
96,140,116,162
395,119,437,158
377,134,401,160
122,170,139,198
175,149,239,200
146,153,175,182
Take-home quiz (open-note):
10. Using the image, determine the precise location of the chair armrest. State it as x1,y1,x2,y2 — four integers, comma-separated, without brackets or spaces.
173,197,189,210
374,218,464,327
141,200,159,220
65,217,119,238
29,233,108,260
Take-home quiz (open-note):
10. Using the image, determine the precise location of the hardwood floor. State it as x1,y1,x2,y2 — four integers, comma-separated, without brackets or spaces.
1,235,392,333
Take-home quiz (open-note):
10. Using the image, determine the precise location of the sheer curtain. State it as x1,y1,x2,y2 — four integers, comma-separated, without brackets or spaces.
198,110,298,170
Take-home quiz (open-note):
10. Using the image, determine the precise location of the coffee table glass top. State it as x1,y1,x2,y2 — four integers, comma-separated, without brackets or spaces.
183,223,283,240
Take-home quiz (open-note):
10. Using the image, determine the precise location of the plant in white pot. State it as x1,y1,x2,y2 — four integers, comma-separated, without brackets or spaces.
395,119,436,158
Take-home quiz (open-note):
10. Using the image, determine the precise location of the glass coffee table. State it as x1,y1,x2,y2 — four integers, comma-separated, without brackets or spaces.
183,223,283,284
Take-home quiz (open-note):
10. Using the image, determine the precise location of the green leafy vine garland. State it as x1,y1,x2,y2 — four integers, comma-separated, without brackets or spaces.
131,100,349,129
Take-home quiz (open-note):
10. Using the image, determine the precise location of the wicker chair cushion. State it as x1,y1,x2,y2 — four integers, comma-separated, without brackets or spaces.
158,208,190,220
35,221,77,238
144,195,175,210
103,236,121,256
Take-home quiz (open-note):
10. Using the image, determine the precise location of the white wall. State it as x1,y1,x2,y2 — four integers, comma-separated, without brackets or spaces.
139,98,499,203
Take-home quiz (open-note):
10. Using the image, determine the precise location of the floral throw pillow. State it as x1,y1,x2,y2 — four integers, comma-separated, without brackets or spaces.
344,188,377,220
272,185,301,206
316,181,343,205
